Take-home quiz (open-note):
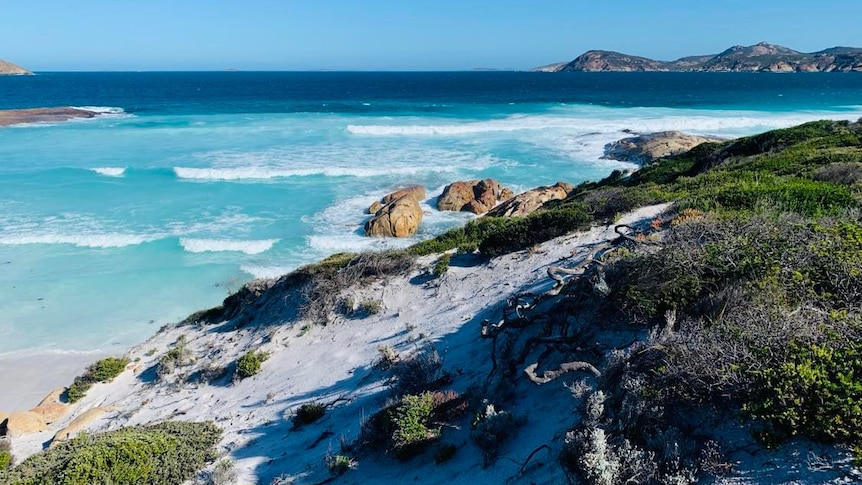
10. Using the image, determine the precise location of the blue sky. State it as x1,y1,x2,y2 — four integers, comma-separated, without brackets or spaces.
3,0,862,70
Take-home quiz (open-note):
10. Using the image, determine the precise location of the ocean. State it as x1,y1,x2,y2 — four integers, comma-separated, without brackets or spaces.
1,71,861,356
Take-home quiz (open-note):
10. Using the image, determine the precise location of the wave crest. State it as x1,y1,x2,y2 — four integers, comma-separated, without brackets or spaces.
179,238,278,254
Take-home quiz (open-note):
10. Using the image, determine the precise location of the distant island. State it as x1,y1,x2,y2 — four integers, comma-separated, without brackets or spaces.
0,59,32,75
537,42,862,72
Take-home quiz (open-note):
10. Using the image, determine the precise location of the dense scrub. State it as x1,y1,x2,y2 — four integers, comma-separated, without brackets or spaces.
66,357,129,403
0,421,220,485
403,120,862,481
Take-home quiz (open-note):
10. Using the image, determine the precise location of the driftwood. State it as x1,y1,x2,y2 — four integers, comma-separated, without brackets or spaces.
524,361,601,384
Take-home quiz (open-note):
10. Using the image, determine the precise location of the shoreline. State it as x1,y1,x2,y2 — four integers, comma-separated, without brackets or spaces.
0,351,108,410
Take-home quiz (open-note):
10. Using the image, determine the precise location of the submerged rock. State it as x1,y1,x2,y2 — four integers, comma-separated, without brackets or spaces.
0,107,101,127
365,195,423,237
602,131,723,164
486,182,574,217
437,178,513,214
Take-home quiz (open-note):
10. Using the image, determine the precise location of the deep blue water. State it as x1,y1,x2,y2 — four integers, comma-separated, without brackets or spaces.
1,72,861,355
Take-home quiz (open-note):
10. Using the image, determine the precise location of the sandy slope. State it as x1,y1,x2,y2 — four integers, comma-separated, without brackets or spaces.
9,202,859,485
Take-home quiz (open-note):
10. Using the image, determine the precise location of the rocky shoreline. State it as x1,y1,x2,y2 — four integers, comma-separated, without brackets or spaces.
0,107,105,127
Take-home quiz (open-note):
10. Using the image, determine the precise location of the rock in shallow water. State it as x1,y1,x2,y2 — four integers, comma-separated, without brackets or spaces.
602,131,724,164
364,195,423,237
437,178,512,215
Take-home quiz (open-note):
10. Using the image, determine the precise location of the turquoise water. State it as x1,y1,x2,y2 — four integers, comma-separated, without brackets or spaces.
1,72,861,355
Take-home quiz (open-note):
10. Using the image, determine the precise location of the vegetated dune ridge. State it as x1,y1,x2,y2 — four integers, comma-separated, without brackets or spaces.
3,120,862,485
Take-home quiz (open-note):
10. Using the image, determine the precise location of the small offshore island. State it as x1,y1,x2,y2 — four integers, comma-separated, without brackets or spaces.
1,119,860,484
0,59,32,76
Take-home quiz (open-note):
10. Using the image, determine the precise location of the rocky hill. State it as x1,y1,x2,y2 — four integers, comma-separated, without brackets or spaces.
550,42,862,72
0,59,32,75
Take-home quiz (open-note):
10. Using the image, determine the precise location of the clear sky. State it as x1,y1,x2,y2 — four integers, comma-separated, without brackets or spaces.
3,0,862,71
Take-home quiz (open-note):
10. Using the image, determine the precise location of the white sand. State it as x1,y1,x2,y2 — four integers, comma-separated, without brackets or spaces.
5,202,857,485
0,351,107,410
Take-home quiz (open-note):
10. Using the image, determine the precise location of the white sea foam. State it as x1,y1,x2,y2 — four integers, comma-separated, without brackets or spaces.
179,238,278,255
91,167,126,177
0,233,154,248
347,109,862,139
239,265,295,279
71,106,127,115
173,165,460,181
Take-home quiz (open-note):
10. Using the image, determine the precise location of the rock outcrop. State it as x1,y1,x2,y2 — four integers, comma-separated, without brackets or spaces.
0,59,32,75
368,185,426,214
2,411,47,437
50,406,115,448
365,195,423,237
548,42,862,73
602,131,724,164
0,107,101,127
486,182,575,218
28,387,69,425
437,179,513,215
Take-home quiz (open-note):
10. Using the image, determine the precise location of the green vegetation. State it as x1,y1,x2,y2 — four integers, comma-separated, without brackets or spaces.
235,349,270,380
292,402,326,428
1,421,220,485
359,299,382,315
156,335,193,381
0,440,12,472
390,392,441,459
325,454,356,475
360,390,467,460
432,253,451,278
66,357,129,403
746,341,862,446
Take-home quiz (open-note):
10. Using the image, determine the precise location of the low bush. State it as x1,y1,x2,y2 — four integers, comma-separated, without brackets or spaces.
470,402,523,466
66,357,129,403
745,340,862,446
0,439,12,471
359,299,382,315
235,349,270,380
292,403,326,428
4,421,220,485
433,253,451,278
157,336,193,381
390,392,440,459
325,454,356,475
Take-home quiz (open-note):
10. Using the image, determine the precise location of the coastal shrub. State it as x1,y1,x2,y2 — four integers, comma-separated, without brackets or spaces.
390,346,445,396
202,458,236,485
325,454,356,475
470,402,523,466
359,299,382,315
4,421,220,485
0,439,12,471
813,162,862,186
66,356,129,403
390,392,441,459
744,340,862,446
478,208,591,256
157,337,193,381
301,250,414,323
433,253,451,278
292,403,326,428
235,349,270,380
